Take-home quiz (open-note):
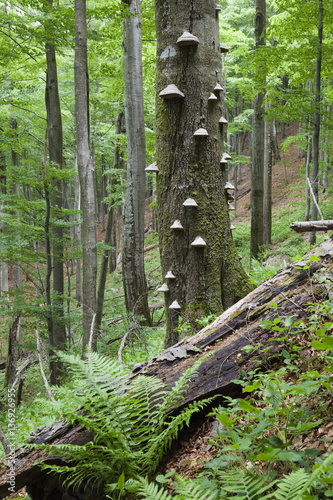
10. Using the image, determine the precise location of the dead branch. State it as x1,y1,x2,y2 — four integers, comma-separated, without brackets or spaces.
290,220,333,233
35,331,56,405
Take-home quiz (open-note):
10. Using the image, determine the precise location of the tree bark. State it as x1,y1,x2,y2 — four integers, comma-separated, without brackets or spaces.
263,101,272,246
155,0,251,347
250,0,266,259
3,315,20,389
290,219,333,233
75,0,98,352
45,10,66,382
310,0,323,245
122,0,152,326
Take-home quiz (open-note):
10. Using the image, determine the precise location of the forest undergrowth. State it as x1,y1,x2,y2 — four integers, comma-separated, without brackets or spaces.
1,126,333,499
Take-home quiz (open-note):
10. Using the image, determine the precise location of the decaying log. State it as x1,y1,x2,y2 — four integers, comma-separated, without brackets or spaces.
290,219,333,233
1,240,333,500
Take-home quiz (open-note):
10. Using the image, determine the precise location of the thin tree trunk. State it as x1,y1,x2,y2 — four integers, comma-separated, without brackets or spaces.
75,0,97,352
41,130,54,359
305,126,312,221
310,0,323,246
96,206,114,331
263,101,272,246
250,0,266,259
74,156,82,304
45,13,66,382
10,118,23,342
0,153,8,300
3,316,20,389
122,0,151,325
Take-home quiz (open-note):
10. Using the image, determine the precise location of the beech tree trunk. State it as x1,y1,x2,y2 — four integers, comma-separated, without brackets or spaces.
250,0,266,259
0,153,8,299
310,0,323,246
122,0,152,326
75,0,98,352
45,12,66,382
155,0,251,347
263,101,272,246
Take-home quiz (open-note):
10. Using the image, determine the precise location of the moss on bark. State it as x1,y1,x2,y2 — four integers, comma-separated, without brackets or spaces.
155,0,251,347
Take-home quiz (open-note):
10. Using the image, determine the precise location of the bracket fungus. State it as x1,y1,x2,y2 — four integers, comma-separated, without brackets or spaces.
183,198,198,207
223,152,232,160
224,181,235,190
193,127,208,137
169,300,181,310
157,283,170,293
176,31,199,46
170,220,184,230
191,236,207,247
220,156,228,164
214,83,224,93
145,162,159,172
228,203,235,211
159,84,184,99
230,224,236,230
220,43,229,53
219,116,228,124
208,93,218,101
216,5,221,12
165,271,176,279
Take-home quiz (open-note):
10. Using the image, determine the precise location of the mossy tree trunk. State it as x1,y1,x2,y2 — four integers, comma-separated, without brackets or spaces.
154,0,251,347
309,0,323,246
250,0,266,259
45,9,67,382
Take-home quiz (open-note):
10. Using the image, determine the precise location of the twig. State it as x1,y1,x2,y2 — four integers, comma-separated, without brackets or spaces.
0,424,10,455
11,104,47,121
35,331,56,404
88,313,96,349
118,330,132,364
10,355,35,391
280,292,308,315
147,264,160,279
307,177,324,221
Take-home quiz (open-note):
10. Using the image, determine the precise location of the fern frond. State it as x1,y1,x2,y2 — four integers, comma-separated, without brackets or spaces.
143,397,216,473
273,469,310,500
174,474,217,500
135,476,176,500
218,470,275,500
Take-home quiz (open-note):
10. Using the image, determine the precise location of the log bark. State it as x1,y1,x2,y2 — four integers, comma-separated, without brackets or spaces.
1,240,333,499
290,220,333,233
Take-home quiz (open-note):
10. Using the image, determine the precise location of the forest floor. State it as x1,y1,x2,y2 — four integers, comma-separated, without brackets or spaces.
2,123,333,498
149,123,333,483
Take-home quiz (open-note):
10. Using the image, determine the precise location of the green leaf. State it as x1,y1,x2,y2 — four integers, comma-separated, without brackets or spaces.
238,399,262,414
217,412,235,428
311,337,333,351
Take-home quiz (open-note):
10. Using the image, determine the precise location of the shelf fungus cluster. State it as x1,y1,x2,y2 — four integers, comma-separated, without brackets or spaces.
156,26,236,314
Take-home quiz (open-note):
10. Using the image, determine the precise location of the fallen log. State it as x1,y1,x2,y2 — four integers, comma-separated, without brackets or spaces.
1,240,333,500
290,219,333,233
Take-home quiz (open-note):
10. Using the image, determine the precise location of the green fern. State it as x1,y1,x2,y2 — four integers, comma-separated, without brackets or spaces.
272,469,310,500
215,470,276,500
35,350,212,498
173,474,218,500
135,476,175,500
